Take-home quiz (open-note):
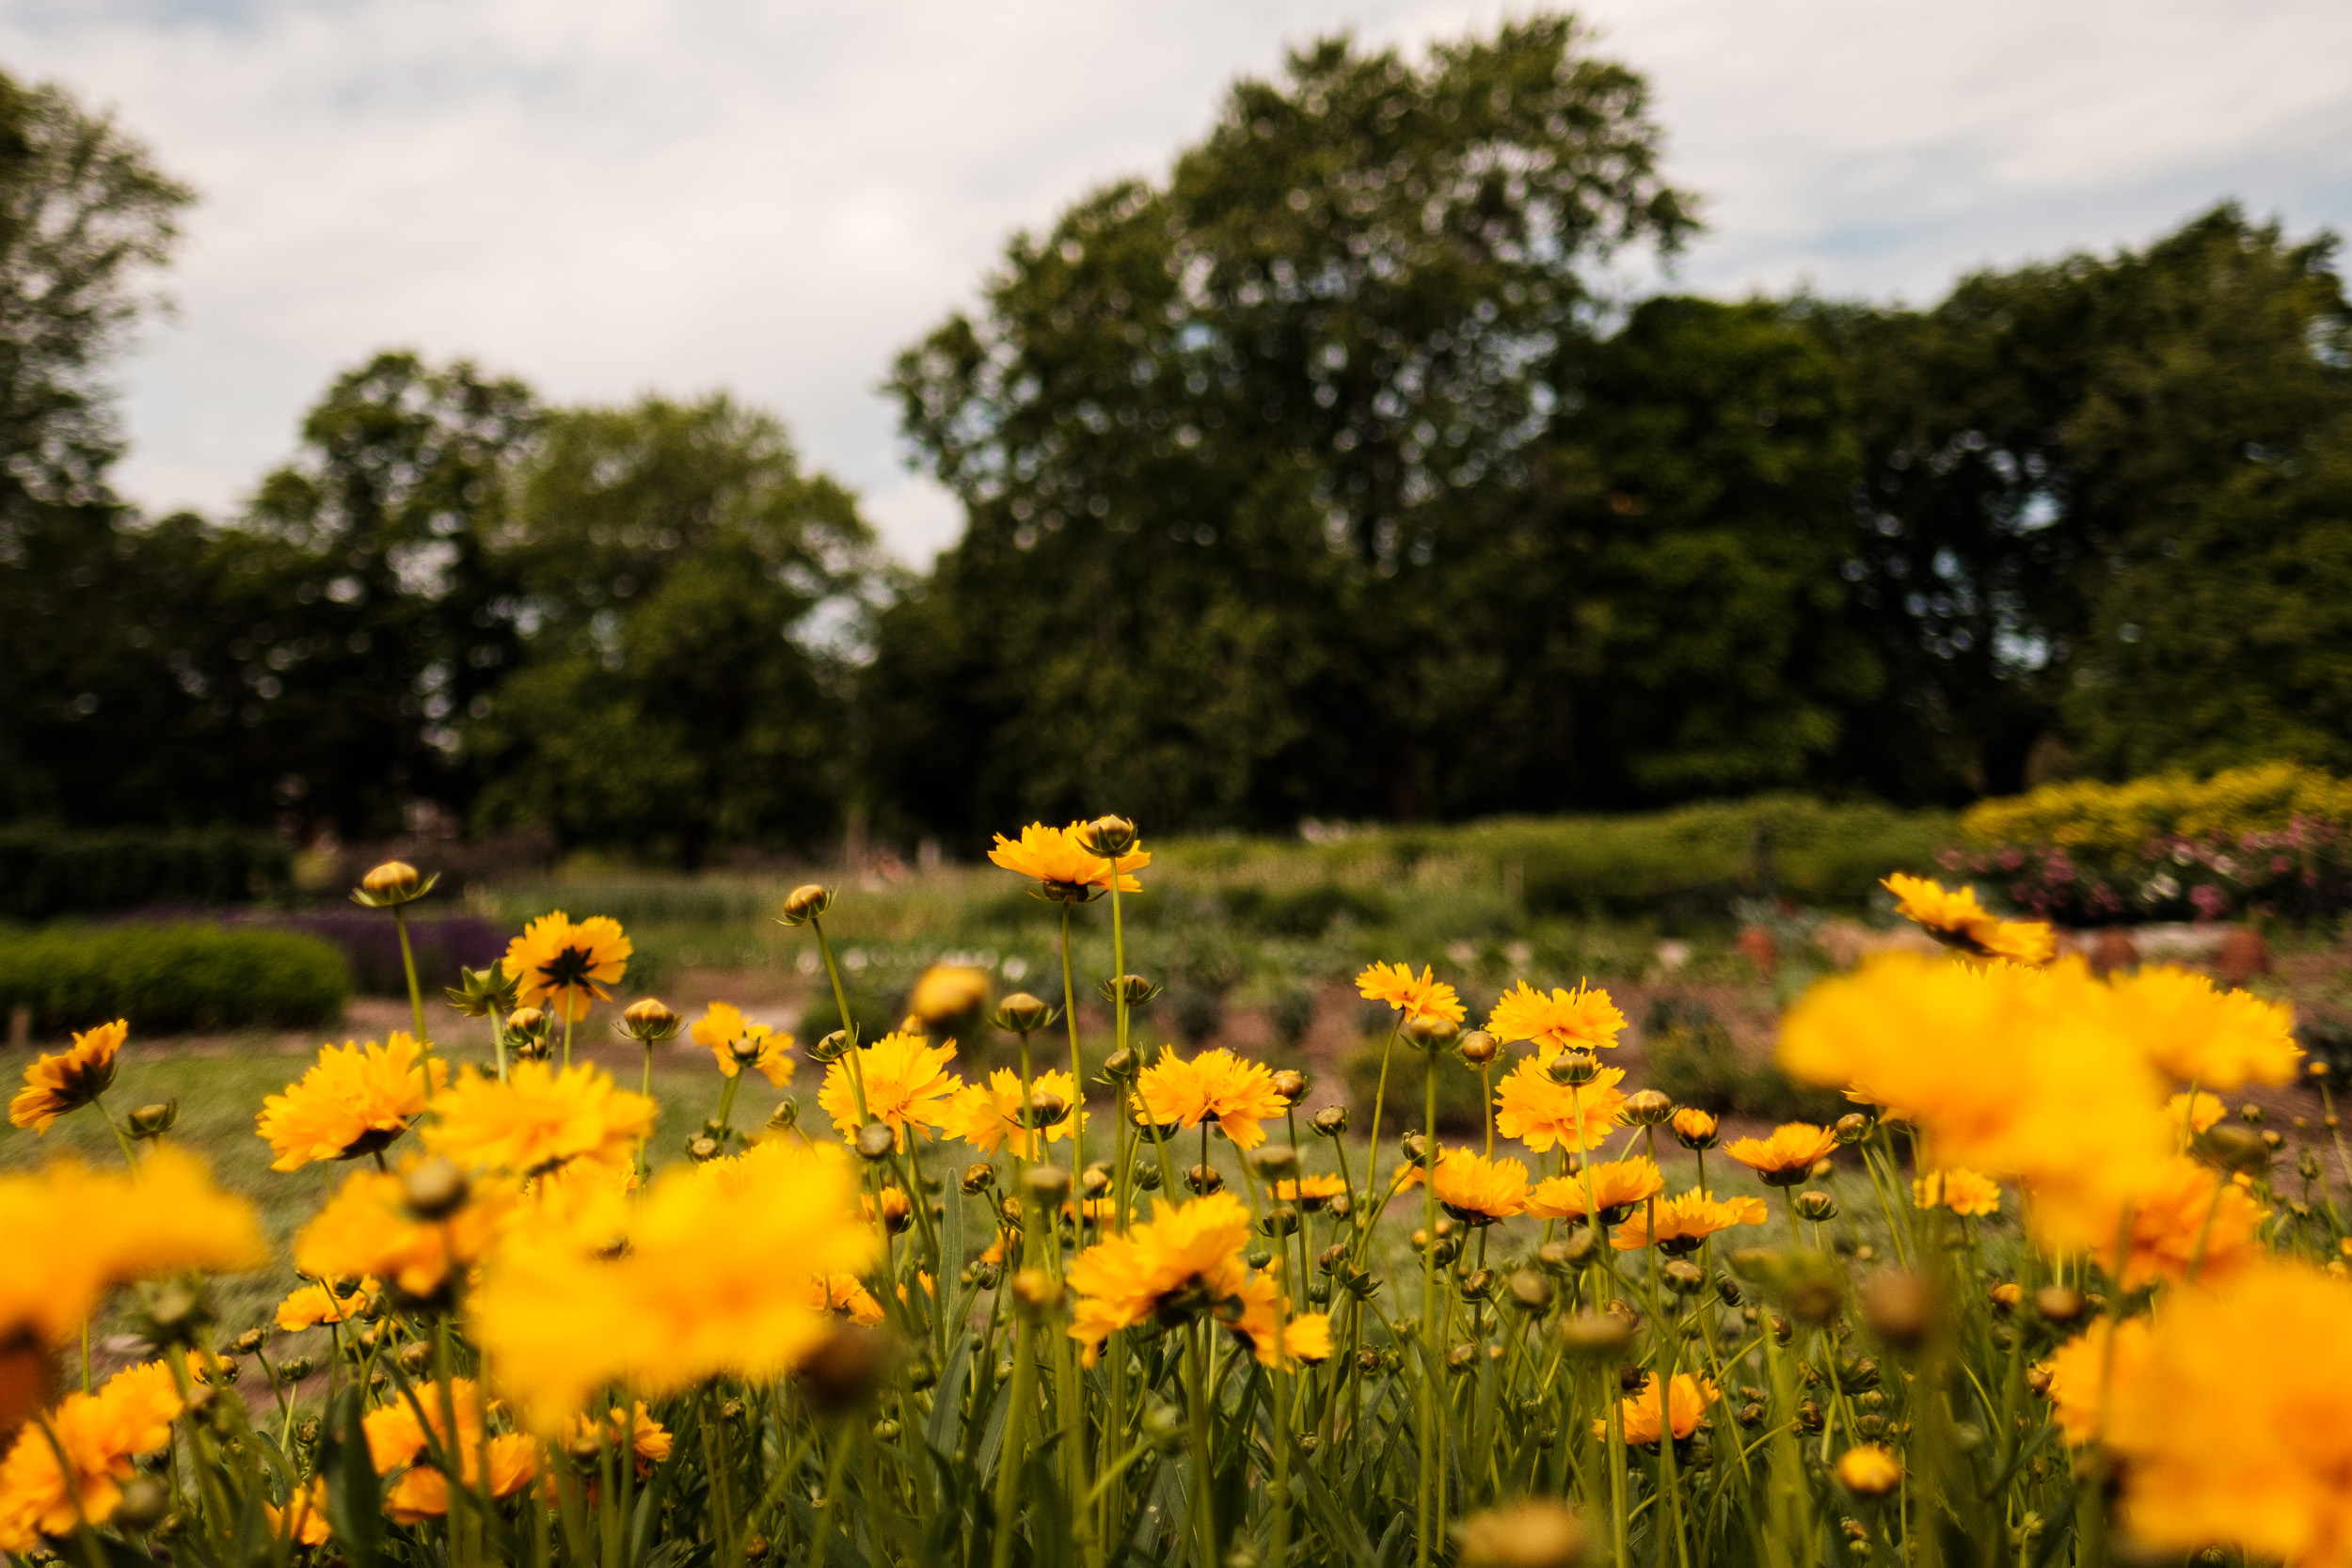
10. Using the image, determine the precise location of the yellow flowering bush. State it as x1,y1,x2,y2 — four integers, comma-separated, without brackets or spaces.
6,839,2350,1568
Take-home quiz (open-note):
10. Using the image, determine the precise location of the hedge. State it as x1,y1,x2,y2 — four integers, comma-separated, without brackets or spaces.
0,924,347,1037
1959,762,2352,866
0,828,293,921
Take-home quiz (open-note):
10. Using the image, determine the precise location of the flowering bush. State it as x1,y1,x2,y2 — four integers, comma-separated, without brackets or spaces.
4,839,2347,1568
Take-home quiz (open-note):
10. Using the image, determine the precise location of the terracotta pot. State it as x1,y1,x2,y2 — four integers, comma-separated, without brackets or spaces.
2215,927,2271,989
2089,927,2139,979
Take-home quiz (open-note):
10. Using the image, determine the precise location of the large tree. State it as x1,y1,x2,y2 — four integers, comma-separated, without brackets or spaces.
879,16,1704,838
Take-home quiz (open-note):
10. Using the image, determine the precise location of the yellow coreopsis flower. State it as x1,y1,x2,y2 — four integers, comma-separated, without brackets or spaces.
1913,1168,2001,1217
909,964,993,1026
384,1432,540,1523
1883,872,2056,964
256,1033,446,1171
1486,980,1627,1055
424,1060,655,1178
1836,1445,1903,1498
501,912,631,1022
294,1162,515,1300
0,1149,268,1369
266,1477,332,1546
1492,1056,1627,1152
1135,1047,1288,1150
1282,1312,1334,1364
818,1029,965,1149
2074,1156,2266,1291
1067,1193,1253,1365
1599,1372,1717,1447
2041,1315,2154,1447
275,1277,378,1332
2107,1259,2352,1566
0,1361,181,1549
805,1273,885,1327
1356,961,1468,1026
1526,1157,1665,1221
1724,1123,1839,1186
988,821,1149,897
8,1019,125,1132
2106,964,2300,1089
1427,1147,1529,1225
1272,1174,1349,1209
564,1402,673,1476
1610,1190,1768,1253
2166,1089,2226,1137
947,1067,1084,1158
691,1003,795,1086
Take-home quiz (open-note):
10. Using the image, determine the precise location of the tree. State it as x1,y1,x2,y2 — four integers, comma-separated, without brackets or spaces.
1816,205,2352,796
879,16,1699,839
468,395,875,864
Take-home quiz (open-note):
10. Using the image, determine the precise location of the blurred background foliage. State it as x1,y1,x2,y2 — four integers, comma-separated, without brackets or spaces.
0,16,2347,869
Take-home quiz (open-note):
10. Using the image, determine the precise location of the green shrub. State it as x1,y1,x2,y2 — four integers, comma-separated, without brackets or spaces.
0,829,293,920
1343,1036,1492,1135
0,924,346,1037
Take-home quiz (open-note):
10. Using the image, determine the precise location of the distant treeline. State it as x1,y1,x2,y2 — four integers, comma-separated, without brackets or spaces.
4,20,2349,863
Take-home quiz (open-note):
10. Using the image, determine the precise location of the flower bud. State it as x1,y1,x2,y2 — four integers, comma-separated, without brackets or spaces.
1248,1144,1298,1178
809,1030,853,1064
1861,1271,1934,1349
1102,1046,1141,1082
1099,974,1161,1006
278,1356,314,1383
507,1005,547,1035
2197,1121,2270,1173
1023,1165,1073,1206
1400,1131,1430,1167
1076,816,1139,858
621,997,683,1042
855,1123,898,1162
126,1101,179,1140
1457,1031,1498,1067
1184,1164,1224,1196
397,1342,431,1375
1269,1069,1309,1103
1555,1312,1636,1358
961,1162,997,1196
403,1157,469,1220
1833,1113,1871,1146
1454,1498,1587,1568
2033,1286,2085,1325
779,884,835,927
875,1188,913,1233
993,992,1056,1033
1021,1089,1070,1129
1261,1205,1300,1238
1671,1109,1718,1150
1311,1106,1348,1137
1406,1013,1461,1052
1835,1444,1902,1499
766,1099,800,1133
1547,1051,1601,1087
356,860,427,906
744,1536,771,1562
1793,1191,1838,1223
1662,1260,1706,1295
232,1328,264,1354
1621,1089,1675,1128
1507,1270,1554,1313
687,1134,723,1162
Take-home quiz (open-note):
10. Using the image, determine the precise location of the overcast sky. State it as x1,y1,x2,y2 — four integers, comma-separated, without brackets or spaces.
6,0,2350,562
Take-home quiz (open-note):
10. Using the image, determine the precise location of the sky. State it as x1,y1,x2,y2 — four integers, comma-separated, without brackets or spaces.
4,0,2349,564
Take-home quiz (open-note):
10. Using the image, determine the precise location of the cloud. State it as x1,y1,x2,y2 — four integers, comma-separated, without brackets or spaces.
2,0,2345,562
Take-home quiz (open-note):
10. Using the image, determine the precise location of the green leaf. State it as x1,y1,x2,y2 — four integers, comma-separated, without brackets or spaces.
318,1387,383,1568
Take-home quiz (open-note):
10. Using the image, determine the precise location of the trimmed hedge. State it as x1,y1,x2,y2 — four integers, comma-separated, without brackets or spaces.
0,924,347,1037
1960,762,2352,864
0,828,293,921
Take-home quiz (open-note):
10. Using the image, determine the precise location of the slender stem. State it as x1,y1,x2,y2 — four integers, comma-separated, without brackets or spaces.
1359,1013,1405,1237
1059,902,1084,1185
1417,1051,1440,1568
93,1095,140,1172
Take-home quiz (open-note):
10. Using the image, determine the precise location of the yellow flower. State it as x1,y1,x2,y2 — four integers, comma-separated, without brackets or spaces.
2106,1259,2352,1566
1272,1174,1349,1210
275,1277,378,1332
1598,1372,1716,1447
1493,1057,1627,1153
0,1149,268,1357
1610,1190,1768,1253
383,1433,540,1523
564,1402,672,1475
1913,1168,2001,1217
362,1379,485,1474
1427,1147,1529,1225
690,1003,795,1086
2040,1315,2154,1447
8,1019,125,1132
1779,954,2173,1248
294,1162,515,1300
805,1274,885,1327
909,965,993,1026
988,821,1149,895
1282,1312,1334,1364
424,1061,656,1178
2106,965,2300,1088
469,1138,878,1433
1356,962,1468,1026
256,1033,446,1171
818,1030,965,1149
0,1361,182,1549
1134,1048,1288,1151
1526,1157,1664,1221
2166,1089,2227,1137
1882,873,2056,964
501,912,631,1022
1724,1123,1838,1187
2075,1156,2266,1291
1671,1108,1719,1149
1836,1444,1902,1498
1066,1194,1253,1366
266,1477,331,1546
1486,980,1627,1055
946,1067,1084,1158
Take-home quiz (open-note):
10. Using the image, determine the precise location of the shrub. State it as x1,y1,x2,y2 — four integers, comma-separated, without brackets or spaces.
1343,1035,1492,1134
1960,762,2352,859
0,923,346,1037
0,828,292,920
1641,993,1844,1123
230,911,506,996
